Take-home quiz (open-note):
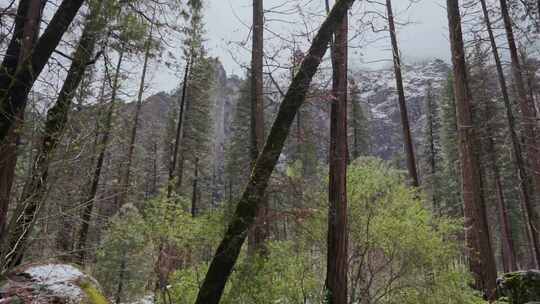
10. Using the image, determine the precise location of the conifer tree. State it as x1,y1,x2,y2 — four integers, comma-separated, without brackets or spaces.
349,79,370,159
439,74,461,216
175,2,215,211
422,81,442,213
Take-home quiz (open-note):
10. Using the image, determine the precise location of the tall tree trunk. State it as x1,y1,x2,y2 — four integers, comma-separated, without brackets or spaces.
191,157,199,217
350,80,362,160
0,0,44,239
0,0,85,142
386,0,419,187
194,1,355,303
479,0,537,268
325,4,348,304
247,0,268,255
167,57,191,198
76,49,124,265
119,23,154,206
425,82,438,212
0,1,104,271
487,135,517,272
446,0,497,299
115,255,127,304
499,0,540,268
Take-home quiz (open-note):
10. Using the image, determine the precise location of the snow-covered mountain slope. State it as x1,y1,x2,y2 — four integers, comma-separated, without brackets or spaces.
352,59,450,159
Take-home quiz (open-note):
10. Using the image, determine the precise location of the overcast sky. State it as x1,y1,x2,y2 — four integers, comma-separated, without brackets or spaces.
149,0,452,93
204,0,450,71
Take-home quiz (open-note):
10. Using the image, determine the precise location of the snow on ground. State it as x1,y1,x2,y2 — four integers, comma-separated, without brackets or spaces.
23,264,86,301
127,295,154,304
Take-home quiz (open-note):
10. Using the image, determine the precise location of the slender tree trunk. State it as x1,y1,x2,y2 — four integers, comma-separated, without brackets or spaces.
350,81,362,160
247,0,269,255
479,0,537,268
191,157,199,217
446,0,497,298
0,0,85,142
76,49,124,265
499,0,540,268
115,255,127,304
425,82,438,212
119,23,154,206
386,0,419,187
325,5,348,304
167,57,191,198
194,1,355,303
0,1,104,271
487,135,517,272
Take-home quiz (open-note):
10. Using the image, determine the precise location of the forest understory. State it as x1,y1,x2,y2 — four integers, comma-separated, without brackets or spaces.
0,0,540,303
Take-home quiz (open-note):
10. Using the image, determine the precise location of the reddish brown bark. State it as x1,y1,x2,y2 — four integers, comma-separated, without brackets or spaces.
499,0,540,268
325,9,348,304
446,0,497,298
194,1,355,302
247,0,269,255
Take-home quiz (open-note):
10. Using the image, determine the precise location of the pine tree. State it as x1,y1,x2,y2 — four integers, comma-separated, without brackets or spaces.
349,79,370,159
422,81,442,213
175,3,215,212
439,74,461,216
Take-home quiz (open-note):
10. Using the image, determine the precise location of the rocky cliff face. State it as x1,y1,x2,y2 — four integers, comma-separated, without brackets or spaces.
353,59,450,160
90,58,450,211
135,58,450,168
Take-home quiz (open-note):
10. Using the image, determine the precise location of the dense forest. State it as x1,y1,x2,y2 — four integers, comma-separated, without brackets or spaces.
0,0,539,303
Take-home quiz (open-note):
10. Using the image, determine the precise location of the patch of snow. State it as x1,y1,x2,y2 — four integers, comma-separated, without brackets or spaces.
127,295,154,304
24,264,86,301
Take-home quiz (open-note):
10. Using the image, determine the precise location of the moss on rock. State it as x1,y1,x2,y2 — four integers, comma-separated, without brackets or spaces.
80,280,109,304
0,263,110,303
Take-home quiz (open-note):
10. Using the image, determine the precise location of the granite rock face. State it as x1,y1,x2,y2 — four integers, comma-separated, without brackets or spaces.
1,263,108,304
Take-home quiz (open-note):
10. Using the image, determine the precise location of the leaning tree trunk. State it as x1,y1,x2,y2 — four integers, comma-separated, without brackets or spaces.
325,6,348,304
167,57,191,198
0,0,85,142
193,1,355,303
499,0,540,268
386,0,419,187
0,0,44,239
0,1,104,272
446,0,498,299
76,48,125,265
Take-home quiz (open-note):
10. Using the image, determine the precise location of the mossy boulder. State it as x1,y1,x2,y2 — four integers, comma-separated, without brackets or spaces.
0,263,109,303
497,270,540,304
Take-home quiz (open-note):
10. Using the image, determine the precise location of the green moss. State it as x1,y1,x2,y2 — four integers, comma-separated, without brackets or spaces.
498,271,540,304
80,280,110,304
